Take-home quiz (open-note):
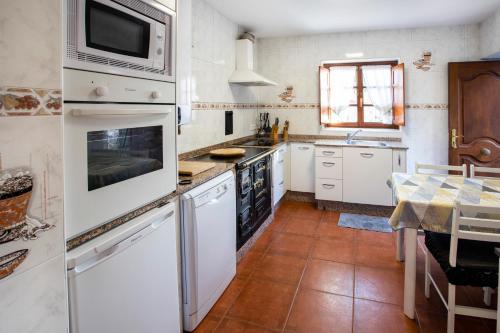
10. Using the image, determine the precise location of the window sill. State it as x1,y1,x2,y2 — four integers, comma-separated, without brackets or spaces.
319,126,402,139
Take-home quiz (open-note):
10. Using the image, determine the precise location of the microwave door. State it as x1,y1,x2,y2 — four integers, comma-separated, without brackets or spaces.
76,0,159,68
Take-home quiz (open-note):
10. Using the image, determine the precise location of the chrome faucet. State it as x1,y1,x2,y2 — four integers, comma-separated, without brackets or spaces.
346,129,362,144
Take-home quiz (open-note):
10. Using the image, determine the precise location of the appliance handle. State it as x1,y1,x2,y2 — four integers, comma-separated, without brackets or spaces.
71,108,172,117
239,150,273,168
68,211,174,276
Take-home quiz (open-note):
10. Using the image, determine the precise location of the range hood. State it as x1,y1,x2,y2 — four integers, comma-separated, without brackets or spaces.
229,39,277,86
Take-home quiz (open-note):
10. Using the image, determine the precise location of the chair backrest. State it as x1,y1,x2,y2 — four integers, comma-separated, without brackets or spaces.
470,165,500,179
415,163,467,176
449,201,500,267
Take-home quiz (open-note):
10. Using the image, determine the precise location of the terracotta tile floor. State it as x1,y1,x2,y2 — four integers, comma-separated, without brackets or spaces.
192,200,496,333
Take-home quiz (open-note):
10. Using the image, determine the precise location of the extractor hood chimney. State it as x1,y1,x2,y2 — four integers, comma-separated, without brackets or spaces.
229,39,277,86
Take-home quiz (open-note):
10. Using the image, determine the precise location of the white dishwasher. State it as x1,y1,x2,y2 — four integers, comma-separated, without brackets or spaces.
67,202,181,333
181,171,236,331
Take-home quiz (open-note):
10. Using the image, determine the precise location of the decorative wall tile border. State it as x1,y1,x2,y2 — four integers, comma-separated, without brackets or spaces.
192,102,448,110
0,86,62,116
192,102,259,110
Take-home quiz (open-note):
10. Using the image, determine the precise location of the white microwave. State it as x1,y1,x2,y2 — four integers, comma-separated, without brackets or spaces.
64,0,175,81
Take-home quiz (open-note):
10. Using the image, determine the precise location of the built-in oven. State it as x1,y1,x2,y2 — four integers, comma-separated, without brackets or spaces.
64,0,175,81
63,70,177,239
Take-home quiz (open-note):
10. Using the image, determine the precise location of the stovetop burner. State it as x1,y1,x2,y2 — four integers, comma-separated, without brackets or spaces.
187,146,273,167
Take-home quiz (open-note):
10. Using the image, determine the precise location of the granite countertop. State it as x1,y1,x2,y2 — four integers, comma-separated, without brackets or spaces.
177,162,235,194
314,139,408,150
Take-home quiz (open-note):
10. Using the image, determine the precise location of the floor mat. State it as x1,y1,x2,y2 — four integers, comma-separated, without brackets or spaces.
338,213,392,233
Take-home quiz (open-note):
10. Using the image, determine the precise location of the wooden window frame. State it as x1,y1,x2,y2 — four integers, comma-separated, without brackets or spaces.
322,60,399,129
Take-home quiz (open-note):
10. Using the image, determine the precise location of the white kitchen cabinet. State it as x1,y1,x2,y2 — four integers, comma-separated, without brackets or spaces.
315,157,343,179
315,179,342,201
343,147,393,206
291,143,315,193
272,144,287,205
283,144,291,191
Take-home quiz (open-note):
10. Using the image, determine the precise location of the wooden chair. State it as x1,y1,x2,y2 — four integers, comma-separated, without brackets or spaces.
416,163,467,176
424,202,500,333
470,165,500,179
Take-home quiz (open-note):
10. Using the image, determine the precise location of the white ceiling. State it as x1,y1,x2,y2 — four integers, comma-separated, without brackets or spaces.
205,0,500,38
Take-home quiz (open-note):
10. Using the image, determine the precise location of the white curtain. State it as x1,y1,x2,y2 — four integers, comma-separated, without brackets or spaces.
329,66,357,123
362,65,393,124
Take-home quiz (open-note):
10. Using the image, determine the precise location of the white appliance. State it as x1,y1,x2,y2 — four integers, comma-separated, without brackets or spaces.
272,145,287,206
64,0,175,81
64,69,177,239
229,39,277,86
67,202,181,333
181,171,236,331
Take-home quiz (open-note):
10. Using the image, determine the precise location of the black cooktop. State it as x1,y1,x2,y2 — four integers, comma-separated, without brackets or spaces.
188,146,273,166
235,138,284,147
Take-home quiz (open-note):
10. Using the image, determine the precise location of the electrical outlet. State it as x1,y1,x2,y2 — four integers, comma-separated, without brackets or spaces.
249,123,257,131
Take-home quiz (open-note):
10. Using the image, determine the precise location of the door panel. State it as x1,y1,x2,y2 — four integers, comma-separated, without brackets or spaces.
449,62,500,173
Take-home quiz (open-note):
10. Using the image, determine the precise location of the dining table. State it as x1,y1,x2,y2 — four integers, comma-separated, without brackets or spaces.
389,172,500,319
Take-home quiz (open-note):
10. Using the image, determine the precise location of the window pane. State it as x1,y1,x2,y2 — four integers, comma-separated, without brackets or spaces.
362,65,393,124
329,66,357,124
331,105,357,123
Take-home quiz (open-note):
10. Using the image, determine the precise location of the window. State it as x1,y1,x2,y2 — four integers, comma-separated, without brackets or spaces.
319,61,405,128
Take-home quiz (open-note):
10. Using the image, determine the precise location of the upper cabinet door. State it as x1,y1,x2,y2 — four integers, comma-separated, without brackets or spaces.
392,63,405,126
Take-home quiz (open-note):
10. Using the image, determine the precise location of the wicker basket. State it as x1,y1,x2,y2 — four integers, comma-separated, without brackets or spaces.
0,191,32,229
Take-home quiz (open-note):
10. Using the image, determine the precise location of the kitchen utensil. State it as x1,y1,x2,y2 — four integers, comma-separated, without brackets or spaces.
178,161,217,176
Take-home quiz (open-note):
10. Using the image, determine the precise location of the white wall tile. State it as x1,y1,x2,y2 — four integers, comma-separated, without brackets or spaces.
479,7,500,58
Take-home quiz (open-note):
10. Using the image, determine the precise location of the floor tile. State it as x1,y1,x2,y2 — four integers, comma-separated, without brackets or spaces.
268,233,314,258
227,279,296,330
301,259,354,297
253,253,306,285
354,242,402,270
237,249,264,278
354,266,404,305
311,238,355,264
353,299,419,333
210,277,248,317
215,318,277,333
315,222,355,241
251,229,279,253
355,230,395,248
285,289,353,333
282,217,320,237
290,203,324,220
192,314,222,333
321,210,340,223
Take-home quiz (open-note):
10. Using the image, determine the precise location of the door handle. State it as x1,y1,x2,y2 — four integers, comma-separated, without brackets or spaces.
360,153,374,158
298,146,310,150
322,184,335,189
322,162,336,167
322,151,336,156
480,147,492,156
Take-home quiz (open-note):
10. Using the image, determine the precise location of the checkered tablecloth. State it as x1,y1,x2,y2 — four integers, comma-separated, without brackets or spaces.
389,173,500,233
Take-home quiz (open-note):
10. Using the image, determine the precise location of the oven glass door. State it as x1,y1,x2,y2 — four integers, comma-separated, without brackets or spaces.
87,126,163,191
85,0,151,59
64,104,176,238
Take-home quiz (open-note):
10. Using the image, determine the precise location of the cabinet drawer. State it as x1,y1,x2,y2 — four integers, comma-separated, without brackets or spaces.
315,179,342,201
316,147,342,158
315,157,342,179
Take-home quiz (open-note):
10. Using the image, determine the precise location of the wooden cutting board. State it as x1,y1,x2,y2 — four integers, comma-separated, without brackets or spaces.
209,148,246,157
178,161,216,176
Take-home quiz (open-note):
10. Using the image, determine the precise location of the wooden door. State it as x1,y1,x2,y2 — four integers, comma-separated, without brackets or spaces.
449,61,500,174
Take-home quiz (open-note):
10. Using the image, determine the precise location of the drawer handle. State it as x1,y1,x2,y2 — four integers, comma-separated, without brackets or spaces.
279,149,284,153
279,180,284,185
298,146,310,150
322,162,336,167
360,153,374,158
322,151,336,156
322,184,335,189
278,159,284,164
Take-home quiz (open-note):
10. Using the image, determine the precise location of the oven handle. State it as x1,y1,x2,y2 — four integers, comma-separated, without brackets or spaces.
71,108,172,117
239,150,274,169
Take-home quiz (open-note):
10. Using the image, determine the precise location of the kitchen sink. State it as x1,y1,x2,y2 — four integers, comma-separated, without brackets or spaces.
346,140,388,147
